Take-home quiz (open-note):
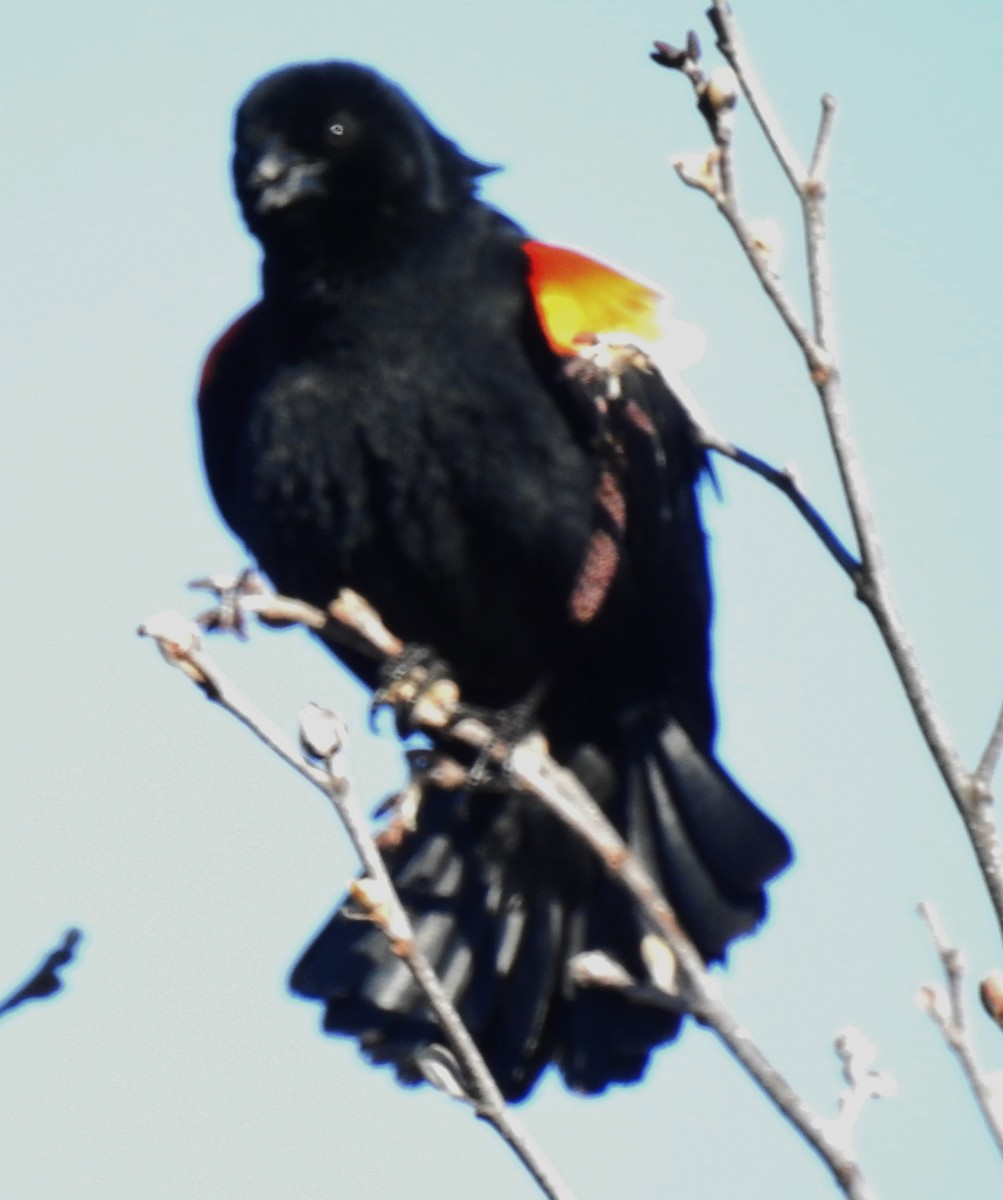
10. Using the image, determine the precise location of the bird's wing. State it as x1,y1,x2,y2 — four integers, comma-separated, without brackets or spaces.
524,241,715,743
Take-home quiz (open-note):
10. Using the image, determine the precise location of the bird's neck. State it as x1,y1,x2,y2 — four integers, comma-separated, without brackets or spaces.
261,252,345,313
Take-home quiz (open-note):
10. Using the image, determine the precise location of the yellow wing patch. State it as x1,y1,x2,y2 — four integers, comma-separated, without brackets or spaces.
524,241,663,356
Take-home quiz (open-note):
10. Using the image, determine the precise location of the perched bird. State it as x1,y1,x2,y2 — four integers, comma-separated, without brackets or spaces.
198,60,791,1101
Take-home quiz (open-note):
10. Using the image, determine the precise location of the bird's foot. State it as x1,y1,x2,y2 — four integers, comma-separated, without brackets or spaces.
371,643,460,736
465,684,547,788
373,649,549,793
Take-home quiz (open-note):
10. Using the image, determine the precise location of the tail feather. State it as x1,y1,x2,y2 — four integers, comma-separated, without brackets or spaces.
291,788,570,1098
290,715,790,1100
555,890,681,1093
634,748,761,957
655,721,792,891
475,880,564,1098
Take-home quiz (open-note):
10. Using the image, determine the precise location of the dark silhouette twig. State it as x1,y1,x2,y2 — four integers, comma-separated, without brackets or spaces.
0,929,83,1019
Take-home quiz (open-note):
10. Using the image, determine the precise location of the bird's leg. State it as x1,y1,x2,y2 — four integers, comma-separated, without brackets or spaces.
373,647,550,791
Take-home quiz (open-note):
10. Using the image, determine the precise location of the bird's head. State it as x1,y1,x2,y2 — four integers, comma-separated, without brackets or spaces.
232,61,492,259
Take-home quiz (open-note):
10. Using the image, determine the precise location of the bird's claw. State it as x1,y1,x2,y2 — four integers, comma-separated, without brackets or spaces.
370,644,460,735
464,685,545,788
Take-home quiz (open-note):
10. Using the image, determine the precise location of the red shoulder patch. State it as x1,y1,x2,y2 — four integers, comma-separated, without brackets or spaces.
523,241,662,357
197,304,261,406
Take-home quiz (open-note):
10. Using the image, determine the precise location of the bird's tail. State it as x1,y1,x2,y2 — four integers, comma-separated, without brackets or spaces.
290,714,790,1101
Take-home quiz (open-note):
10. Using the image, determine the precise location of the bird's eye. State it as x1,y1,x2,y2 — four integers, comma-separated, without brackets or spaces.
325,111,361,148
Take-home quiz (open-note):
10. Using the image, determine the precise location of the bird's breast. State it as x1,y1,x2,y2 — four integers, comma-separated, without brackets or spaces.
238,342,597,704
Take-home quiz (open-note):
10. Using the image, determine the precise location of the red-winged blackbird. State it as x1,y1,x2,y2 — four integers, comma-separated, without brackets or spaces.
198,61,791,1101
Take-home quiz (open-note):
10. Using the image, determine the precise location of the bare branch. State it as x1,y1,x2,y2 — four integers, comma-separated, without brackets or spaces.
652,29,831,378
706,4,807,189
144,583,880,1200
714,192,829,379
659,5,1003,936
917,903,1003,1156
137,612,576,1200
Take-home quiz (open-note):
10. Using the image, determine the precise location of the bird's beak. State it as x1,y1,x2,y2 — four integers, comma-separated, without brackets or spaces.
246,139,327,214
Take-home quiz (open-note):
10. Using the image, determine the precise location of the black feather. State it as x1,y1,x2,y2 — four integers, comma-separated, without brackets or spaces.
200,60,792,1101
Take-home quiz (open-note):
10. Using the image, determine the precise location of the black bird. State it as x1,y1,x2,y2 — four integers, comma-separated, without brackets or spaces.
197,60,791,1101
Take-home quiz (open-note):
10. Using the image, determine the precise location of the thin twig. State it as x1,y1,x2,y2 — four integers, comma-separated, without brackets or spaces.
917,902,1003,1156
701,433,860,579
137,612,577,1200
801,118,837,354
660,33,828,380
975,700,1003,792
714,189,830,380
707,2,807,190
808,94,838,183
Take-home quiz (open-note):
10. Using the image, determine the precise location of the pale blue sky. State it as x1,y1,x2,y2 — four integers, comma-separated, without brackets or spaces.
3,2,1003,1197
